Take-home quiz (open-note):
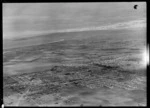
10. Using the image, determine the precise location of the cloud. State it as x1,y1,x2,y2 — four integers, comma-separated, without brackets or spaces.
3,3,146,39
3,19,146,39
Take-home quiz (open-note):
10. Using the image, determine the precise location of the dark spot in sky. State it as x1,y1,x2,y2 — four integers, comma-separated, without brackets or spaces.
134,5,138,9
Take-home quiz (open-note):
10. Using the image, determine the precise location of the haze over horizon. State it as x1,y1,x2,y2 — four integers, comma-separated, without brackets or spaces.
3,2,146,39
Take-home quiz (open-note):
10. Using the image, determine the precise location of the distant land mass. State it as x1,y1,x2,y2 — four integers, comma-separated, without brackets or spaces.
3,19,146,50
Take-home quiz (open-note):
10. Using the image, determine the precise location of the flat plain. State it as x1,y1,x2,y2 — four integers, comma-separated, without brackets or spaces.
3,28,147,106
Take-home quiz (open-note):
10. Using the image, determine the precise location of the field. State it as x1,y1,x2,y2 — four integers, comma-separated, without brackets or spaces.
3,28,147,106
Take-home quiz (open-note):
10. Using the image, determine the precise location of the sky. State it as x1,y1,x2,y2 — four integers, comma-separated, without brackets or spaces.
3,2,146,39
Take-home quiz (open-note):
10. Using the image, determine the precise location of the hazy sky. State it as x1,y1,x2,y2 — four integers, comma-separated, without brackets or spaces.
3,2,146,39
